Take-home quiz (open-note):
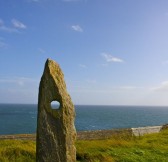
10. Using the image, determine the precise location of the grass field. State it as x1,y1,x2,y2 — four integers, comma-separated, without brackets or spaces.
0,140,35,162
0,129,168,162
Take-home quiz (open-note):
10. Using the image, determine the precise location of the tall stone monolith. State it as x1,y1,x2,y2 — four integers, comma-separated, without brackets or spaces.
36,59,76,162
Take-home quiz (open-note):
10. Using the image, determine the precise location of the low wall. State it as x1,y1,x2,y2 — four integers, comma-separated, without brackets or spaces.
0,124,168,140
131,126,162,136
77,124,168,140
77,129,132,140
0,134,36,140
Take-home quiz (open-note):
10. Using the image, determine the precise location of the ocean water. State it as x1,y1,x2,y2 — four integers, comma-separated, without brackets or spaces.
0,104,168,135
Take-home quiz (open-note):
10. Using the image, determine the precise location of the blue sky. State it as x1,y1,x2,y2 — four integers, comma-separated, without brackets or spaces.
1,0,168,105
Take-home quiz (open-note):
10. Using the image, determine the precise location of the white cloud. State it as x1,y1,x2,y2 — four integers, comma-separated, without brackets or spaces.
0,37,8,49
69,79,168,105
152,81,168,92
0,77,38,86
86,79,97,84
0,77,39,103
79,64,87,68
0,19,3,26
0,19,18,33
0,26,18,33
162,60,168,65
0,37,4,40
27,0,54,3
38,48,46,53
63,0,82,2
12,19,27,29
0,18,27,33
101,53,124,63
0,41,7,48
71,25,83,32
117,86,140,90
26,0,41,2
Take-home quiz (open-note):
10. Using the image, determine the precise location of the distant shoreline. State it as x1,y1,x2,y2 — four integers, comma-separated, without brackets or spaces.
1,124,167,141
1,104,168,135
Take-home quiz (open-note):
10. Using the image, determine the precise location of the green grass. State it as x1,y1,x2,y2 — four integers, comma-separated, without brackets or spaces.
1,130,168,162
76,129,168,162
0,140,36,162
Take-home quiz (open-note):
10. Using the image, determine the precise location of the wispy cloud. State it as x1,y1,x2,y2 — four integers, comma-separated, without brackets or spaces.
70,85,144,94
31,0,40,2
12,19,27,29
71,25,83,32
152,81,168,92
0,19,18,33
0,41,8,48
103,86,144,92
79,64,87,68
38,48,46,53
63,0,82,2
0,19,27,33
0,37,8,49
27,0,85,3
162,60,168,65
117,86,140,90
101,53,124,63
86,79,97,84
0,77,38,86
26,0,41,2
0,77,38,103
0,19,3,26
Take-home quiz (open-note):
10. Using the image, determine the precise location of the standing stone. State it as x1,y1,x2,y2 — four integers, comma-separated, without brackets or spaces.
36,59,76,162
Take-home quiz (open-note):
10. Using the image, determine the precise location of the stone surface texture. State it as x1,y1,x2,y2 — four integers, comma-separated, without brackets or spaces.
36,59,76,162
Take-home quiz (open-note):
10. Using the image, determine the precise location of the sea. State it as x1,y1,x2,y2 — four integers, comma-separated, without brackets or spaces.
0,104,168,135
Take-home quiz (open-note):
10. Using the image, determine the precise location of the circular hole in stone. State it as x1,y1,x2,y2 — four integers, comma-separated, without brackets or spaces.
51,101,60,110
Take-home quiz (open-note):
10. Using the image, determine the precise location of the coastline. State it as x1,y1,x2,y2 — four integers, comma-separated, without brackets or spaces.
1,124,167,141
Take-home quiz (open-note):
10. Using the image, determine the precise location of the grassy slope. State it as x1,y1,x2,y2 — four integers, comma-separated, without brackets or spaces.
76,129,168,162
0,130,168,162
0,140,36,162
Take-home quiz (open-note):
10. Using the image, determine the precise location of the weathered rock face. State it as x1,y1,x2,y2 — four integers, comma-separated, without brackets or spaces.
36,59,76,162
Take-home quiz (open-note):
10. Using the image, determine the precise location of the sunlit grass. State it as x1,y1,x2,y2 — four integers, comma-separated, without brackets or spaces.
76,129,168,162
0,140,36,162
0,129,168,162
